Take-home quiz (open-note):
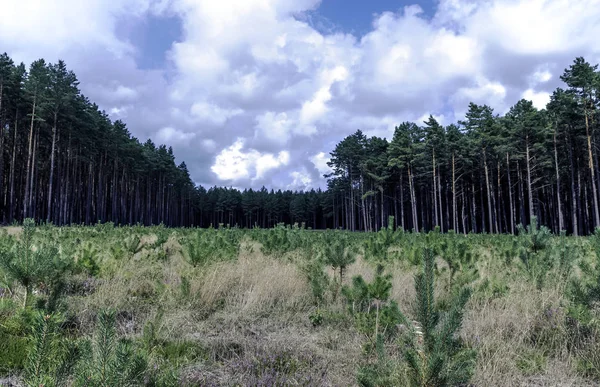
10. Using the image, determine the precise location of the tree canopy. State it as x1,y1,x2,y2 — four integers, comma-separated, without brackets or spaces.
1,54,600,234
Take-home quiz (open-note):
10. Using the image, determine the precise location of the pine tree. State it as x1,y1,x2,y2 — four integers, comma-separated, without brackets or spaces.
403,248,476,387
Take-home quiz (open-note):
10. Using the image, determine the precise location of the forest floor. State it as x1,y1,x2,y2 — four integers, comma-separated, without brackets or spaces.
1,225,599,386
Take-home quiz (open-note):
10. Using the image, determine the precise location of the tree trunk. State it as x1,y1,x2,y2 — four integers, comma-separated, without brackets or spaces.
554,129,564,231
47,112,58,222
438,168,443,231
24,96,37,218
585,113,600,228
525,136,534,221
483,149,493,233
507,153,515,234
452,153,457,231
9,113,18,222
408,165,418,232
400,173,405,230
432,149,438,227
568,133,578,236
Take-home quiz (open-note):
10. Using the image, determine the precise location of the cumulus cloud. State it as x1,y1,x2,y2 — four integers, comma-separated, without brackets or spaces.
156,126,196,144
310,152,331,177
289,169,313,190
522,89,551,110
211,138,290,182
2,0,600,189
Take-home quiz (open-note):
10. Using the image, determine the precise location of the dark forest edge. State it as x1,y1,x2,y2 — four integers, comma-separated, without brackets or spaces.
1,54,599,234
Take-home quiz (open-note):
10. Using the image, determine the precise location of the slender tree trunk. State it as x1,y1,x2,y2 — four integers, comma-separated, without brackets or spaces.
438,169,443,231
483,149,493,233
47,112,58,222
432,149,438,227
568,134,578,236
24,96,36,218
408,165,418,232
471,180,477,233
452,153,457,231
400,173,405,230
584,174,590,234
29,131,38,218
9,113,18,222
517,162,526,226
498,162,505,233
585,113,600,228
525,136,534,221
380,188,384,230
507,153,515,234
554,129,564,231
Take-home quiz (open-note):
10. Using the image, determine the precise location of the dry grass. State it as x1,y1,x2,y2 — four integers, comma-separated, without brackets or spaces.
463,274,588,386
8,228,595,386
66,240,364,385
196,254,311,314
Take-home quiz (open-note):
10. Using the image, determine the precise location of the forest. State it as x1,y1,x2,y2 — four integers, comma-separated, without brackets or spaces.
4,52,600,387
1,54,600,234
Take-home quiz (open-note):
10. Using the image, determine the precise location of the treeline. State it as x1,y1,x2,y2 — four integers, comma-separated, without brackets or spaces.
2,54,600,234
324,57,600,235
0,54,196,226
198,57,600,235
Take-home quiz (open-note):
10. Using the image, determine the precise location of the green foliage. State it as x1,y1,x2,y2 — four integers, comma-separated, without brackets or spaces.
357,335,405,387
123,234,144,256
364,217,402,261
437,230,475,287
517,217,554,288
184,228,241,266
343,265,407,344
303,258,330,304
75,242,101,276
24,313,79,387
402,248,476,387
322,233,356,283
0,300,29,374
0,219,72,308
568,228,600,327
75,310,149,386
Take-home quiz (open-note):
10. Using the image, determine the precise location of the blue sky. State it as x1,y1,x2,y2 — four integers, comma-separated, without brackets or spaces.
316,0,436,35
129,1,439,70
1,0,599,190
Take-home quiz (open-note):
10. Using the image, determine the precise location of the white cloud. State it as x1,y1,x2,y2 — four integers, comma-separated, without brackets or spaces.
289,169,312,190
114,85,139,100
190,101,242,125
256,151,290,179
310,152,331,177
522,89,551,110
255,112,293,144
531,69,552,84
109,106,131,118
211,138,290,181
156,127,196,143
3,0,600,189
300,65,349,124
459,0,600,55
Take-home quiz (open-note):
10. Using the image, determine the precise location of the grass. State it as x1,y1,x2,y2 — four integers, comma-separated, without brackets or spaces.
0,222,599,385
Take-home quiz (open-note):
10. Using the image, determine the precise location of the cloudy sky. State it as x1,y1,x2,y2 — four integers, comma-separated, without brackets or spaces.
1,0,599,190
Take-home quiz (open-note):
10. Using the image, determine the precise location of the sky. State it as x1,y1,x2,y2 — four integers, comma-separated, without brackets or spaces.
1,0,600,190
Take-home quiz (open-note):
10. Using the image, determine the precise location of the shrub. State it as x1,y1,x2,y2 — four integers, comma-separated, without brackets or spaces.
403,248,476,387
0,219,71,308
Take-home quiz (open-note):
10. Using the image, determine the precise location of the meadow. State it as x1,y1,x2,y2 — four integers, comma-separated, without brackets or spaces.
1,218,600,386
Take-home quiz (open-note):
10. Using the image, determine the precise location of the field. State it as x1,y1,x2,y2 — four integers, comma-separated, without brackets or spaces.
1,219,600,386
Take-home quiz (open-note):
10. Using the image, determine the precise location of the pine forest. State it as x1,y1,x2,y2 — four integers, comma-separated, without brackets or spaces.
4,55,600,386
2,54,600,235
